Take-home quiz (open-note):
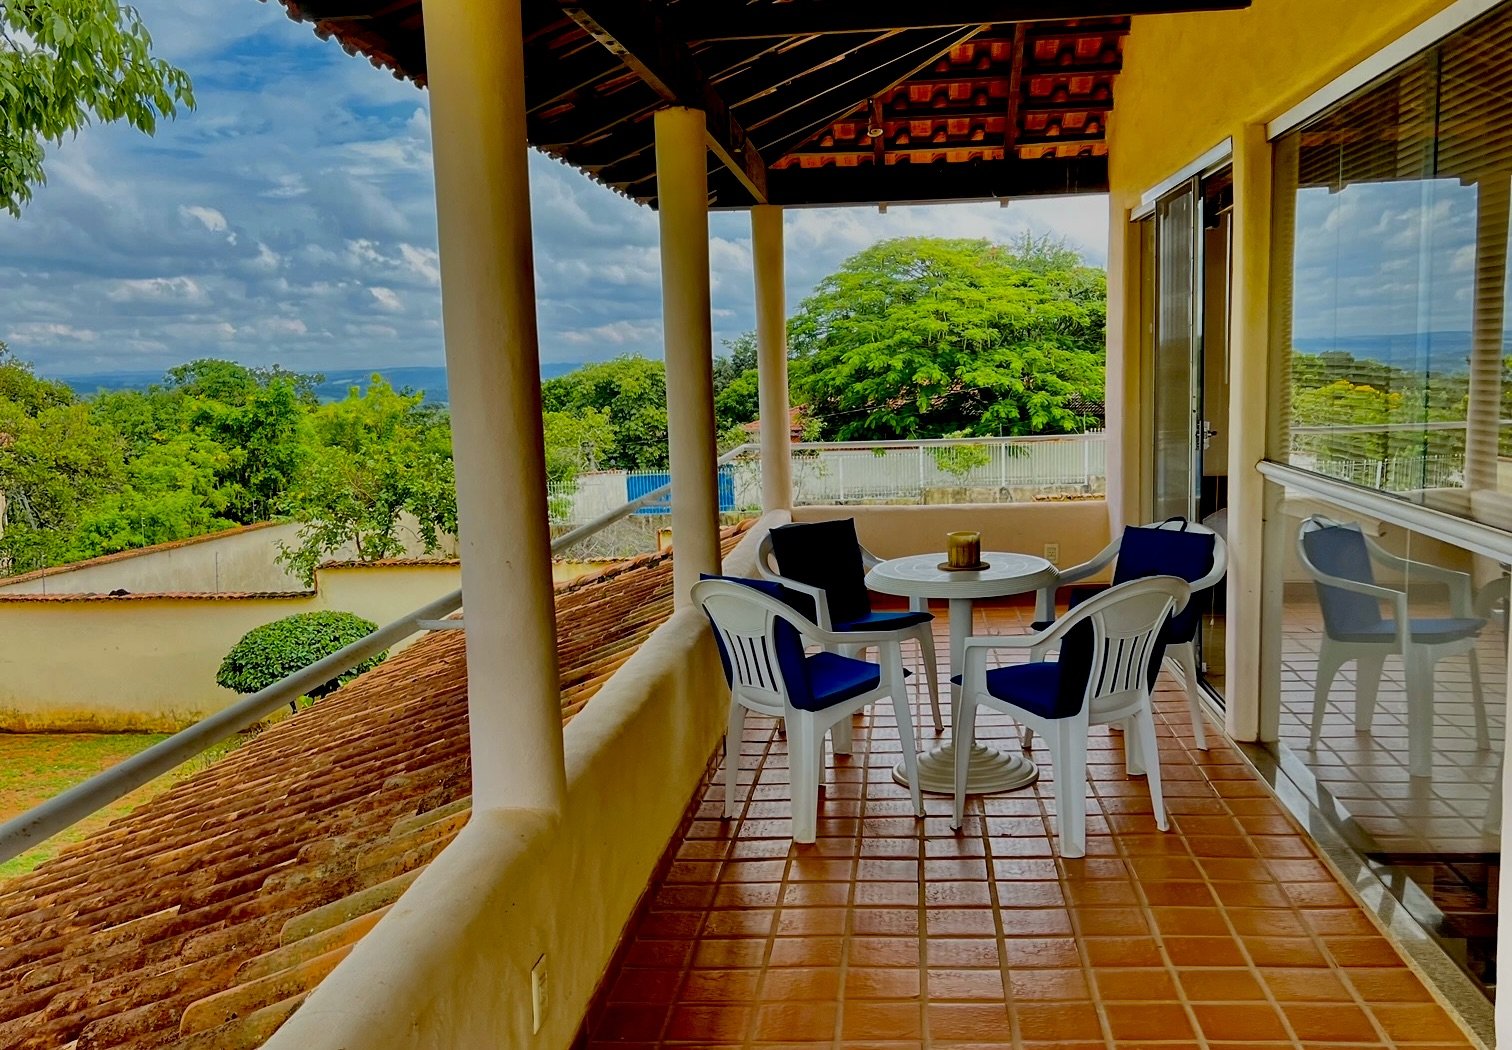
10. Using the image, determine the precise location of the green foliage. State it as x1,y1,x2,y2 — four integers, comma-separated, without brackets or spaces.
0,0,194,215
931,440,992,478
789,237,1106,441
543,407,614,483
277,377,455,585
541,356,669,469
216,610,386,699
713,331,761,433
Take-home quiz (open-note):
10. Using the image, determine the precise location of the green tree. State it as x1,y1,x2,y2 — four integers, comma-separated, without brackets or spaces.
277,377,455,585
789,237,1106,440
541,356,670,469
713,331,761,433
1,0,194,215
217,610,386,707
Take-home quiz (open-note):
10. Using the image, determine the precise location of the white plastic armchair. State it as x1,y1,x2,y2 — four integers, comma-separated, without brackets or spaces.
1297,516,1489,778
693,579,924,843
1032,518,1227,750
951,576,1191,857
755,531,943,736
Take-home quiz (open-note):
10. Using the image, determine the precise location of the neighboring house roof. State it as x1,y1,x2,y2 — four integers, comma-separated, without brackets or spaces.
0,520,752,1050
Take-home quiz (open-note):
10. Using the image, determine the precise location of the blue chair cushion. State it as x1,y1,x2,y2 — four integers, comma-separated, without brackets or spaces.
1301,524,1385,639
1114,523,1216,644
834,609,933,633
951,660,1086,720
698,574,808,704
800,651,882,711
1334,617,1485,645
769,519,872,626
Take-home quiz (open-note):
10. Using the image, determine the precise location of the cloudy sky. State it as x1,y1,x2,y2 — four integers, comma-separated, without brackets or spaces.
0,0,1110,380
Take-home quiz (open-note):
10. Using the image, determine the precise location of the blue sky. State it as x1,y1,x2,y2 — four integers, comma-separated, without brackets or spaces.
0,0,1111,378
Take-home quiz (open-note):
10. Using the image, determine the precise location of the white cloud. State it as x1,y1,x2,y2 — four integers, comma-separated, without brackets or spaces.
106,276,207,303
369,287,404,312
6,322,99,344
179,205,228,233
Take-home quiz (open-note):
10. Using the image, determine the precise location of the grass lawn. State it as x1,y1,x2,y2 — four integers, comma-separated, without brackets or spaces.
0,734,201,882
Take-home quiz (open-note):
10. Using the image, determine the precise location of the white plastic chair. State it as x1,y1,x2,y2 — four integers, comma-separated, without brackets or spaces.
756,530,943,742
951,576,1191,858
694,578,925,844
1034,518,1226,750
1297,516,1490,778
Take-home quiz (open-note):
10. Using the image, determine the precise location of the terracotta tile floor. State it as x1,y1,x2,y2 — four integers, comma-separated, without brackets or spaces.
584,600,1478,1049
1277,597,1506,856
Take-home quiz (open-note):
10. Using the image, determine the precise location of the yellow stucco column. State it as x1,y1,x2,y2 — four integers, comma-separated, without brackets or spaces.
656,106,722,604
1225,124,1274,744
752,205,793,512
1104,195,1144,532
424,0,565,810
1465,175,1509,495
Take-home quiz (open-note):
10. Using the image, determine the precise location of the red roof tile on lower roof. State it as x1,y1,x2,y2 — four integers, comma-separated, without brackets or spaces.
0,520,752,1049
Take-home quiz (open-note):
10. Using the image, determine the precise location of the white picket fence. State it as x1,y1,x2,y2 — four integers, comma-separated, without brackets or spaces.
547,434,1106,526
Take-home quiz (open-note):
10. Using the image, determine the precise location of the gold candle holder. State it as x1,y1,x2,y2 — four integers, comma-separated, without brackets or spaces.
946,531,981,569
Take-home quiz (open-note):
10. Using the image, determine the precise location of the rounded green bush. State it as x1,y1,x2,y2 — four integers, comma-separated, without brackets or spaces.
217,610,387,699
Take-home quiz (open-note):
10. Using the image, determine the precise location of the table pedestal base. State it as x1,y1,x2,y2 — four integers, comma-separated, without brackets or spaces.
893,741,1039,795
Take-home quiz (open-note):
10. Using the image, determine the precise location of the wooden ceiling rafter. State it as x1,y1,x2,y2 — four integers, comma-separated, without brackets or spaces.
556,0,769,202
670,0,1249,41
1003,23,1029,152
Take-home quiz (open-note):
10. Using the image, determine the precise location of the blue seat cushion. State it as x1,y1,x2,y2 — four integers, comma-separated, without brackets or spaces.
800,651,882,711
1114,524,1216,645
1301,524,1386,639
950,661,1083,720
834,609,933,633
769,519,872,625
1335,617,1485,645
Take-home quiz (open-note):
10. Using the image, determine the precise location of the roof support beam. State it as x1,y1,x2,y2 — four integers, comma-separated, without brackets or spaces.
733,155,1109,209
678,1,1251,42
559,0,768,202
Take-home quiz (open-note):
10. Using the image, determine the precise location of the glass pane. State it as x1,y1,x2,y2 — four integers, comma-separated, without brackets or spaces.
1271,4,1512,532
1265,480,1505,996
1153,181,1197,522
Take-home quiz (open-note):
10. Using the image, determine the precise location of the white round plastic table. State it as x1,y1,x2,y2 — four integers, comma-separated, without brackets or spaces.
865,551,1058,795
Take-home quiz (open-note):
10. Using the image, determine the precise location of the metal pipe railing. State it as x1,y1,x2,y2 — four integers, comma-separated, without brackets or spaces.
0,445,754,864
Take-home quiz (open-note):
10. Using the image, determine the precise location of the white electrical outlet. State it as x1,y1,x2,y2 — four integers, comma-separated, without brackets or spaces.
531,955,548,1034
1044,543,1060,565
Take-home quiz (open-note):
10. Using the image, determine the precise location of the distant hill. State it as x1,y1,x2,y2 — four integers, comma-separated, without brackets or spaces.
51,362,584,406
1293,331,1512,373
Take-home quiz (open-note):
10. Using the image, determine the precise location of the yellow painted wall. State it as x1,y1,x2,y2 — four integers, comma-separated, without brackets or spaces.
0,563,461,731
794,500,1110,576
263,511,778,1050
1105,0,1460,740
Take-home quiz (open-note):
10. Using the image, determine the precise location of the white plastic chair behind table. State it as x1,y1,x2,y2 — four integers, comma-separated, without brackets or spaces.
1297,515,1490,779
755,529,943,739
950,575,1191,858
1033,518,1226,751
694,578,924,845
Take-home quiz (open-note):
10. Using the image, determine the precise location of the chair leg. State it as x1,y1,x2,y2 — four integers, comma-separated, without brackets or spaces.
1051,717,1089,859
915,624,944,734
950,690,979,830
1134,704,1167,831
1310,641,1347,750
789,714,824,844
887,646,925,819
1125,714,1146,778
830,717,854,756
724,702,746,820
1469,647,1491,750
1404,647,1434,779
1354,651,1386,735
1170,641,1208,751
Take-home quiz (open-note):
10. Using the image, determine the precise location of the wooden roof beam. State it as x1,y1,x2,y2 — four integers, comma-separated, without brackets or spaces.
677,1,1250,42
711,155,1109,208
559,0,768,203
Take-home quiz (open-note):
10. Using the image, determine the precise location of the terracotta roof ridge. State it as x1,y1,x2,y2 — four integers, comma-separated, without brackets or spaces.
314,557,461,570
0,522,286,586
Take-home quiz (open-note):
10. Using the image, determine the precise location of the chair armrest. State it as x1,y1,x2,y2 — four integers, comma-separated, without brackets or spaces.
1363,540,1475,616
859,544,883,572
1308,568,1403,605
1053,538,1121,585
765,573,834,631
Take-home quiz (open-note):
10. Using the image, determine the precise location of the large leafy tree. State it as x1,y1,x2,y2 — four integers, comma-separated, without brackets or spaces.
1,0,194,215
278,377,456,585
541,356,671,470
789,237,1106,440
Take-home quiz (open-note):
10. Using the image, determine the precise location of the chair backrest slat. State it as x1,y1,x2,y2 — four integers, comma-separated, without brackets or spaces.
1053,576,1186,718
